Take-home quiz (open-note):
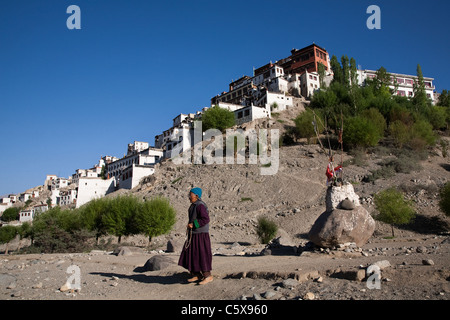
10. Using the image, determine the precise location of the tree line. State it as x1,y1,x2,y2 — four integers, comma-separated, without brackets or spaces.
0,195,176,254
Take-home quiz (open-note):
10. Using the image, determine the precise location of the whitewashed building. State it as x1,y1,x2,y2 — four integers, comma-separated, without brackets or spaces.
357,69,436,104
76,177,116,208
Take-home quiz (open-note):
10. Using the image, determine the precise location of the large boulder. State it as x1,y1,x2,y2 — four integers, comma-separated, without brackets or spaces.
143,255,174,271
308,205,375,248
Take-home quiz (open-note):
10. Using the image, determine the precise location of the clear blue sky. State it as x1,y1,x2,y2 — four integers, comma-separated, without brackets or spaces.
0,0,449,196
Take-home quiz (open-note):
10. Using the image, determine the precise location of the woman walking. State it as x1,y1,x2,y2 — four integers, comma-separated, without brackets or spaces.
178,187,213,285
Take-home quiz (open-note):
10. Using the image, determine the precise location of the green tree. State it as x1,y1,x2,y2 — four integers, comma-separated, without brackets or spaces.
102,195,141,243
78,197,110,243
135,197,176,244
428,106,447,130
410,119,436,149
293,109,324,144
330,55,343,85
361,108,386,137
341,55,350,87
374,187,415,237
389,120,409,148
437,89,450,107
0,225,18,254
200,105,235,132
1,207,20,222
317,62,326,88
343,116,382,149
412,64,429,114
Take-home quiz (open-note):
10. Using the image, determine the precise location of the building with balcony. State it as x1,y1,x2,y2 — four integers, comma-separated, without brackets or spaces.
357,69,436,104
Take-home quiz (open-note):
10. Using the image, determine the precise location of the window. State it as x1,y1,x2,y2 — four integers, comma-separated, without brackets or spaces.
238,111,243,118
244,109,250,117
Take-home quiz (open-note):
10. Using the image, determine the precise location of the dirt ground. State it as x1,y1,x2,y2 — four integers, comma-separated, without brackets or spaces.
1,106,449,305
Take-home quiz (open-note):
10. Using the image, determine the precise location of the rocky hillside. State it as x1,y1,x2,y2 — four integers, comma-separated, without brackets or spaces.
110,104,450,247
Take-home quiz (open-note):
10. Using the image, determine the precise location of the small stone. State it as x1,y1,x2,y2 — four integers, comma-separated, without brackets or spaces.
59,282,71,292
422,259,434,265
262,290,276,299
303,292,315,300
32,282,43,289
282,278,299,289
416,246,427,253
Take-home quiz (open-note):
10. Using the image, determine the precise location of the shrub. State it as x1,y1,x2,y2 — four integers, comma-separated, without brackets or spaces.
135,196,176,243
428,106,448,130
200,105,235,132
361,108,386,137
256,216,278,244
343,116,382,149
374,187,415,237
410,119,436,148
439,182,450,217
0,207,20,222
293,109,324,144
0,225,18,254
101,195,142,243
389,120,409,148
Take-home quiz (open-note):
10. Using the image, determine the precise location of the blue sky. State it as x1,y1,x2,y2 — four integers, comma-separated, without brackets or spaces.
0,0,449,196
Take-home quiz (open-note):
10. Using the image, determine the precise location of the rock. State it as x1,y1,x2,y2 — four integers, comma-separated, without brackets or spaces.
143,255,174,271
281,278,299,289
330,268,366,281
262,290,277,299
308,206,375,248
325,183,360,213
59,282,71,292
113,246,144,256
373,260,391,270
303,292,315,300
0,274,16,289
416,246,427,253
32,282,43,289
113,246,133,256
422,259,434,266
341,198,355,210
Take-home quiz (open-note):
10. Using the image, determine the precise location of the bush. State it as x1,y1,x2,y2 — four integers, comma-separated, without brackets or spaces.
200,105,235,132
293,109,324,144
361,108,386,137
0,225,18,254
343,116,382,149
374,187,415,237
135,196,176,243
439,182,450,217
256,216,278,244
389,120,409,148
0,207,20,222
101,195,142,243
410,119,436,148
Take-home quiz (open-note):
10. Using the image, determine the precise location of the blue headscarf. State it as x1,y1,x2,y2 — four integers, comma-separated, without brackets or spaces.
190,187,202,198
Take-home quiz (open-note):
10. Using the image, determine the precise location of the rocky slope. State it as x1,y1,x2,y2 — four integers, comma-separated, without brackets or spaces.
1,105,449,302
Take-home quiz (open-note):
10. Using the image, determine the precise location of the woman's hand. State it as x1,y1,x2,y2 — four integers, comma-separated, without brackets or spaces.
187,223,193,229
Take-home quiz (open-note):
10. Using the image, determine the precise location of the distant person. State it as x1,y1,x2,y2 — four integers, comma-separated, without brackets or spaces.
326,155,342,187
178,187,213,285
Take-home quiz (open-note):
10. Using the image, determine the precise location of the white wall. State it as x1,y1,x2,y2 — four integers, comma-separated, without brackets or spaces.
76,177,116,208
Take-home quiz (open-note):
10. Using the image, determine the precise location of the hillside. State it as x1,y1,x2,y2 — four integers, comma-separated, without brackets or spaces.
1,104,450,301
114,104,450,246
